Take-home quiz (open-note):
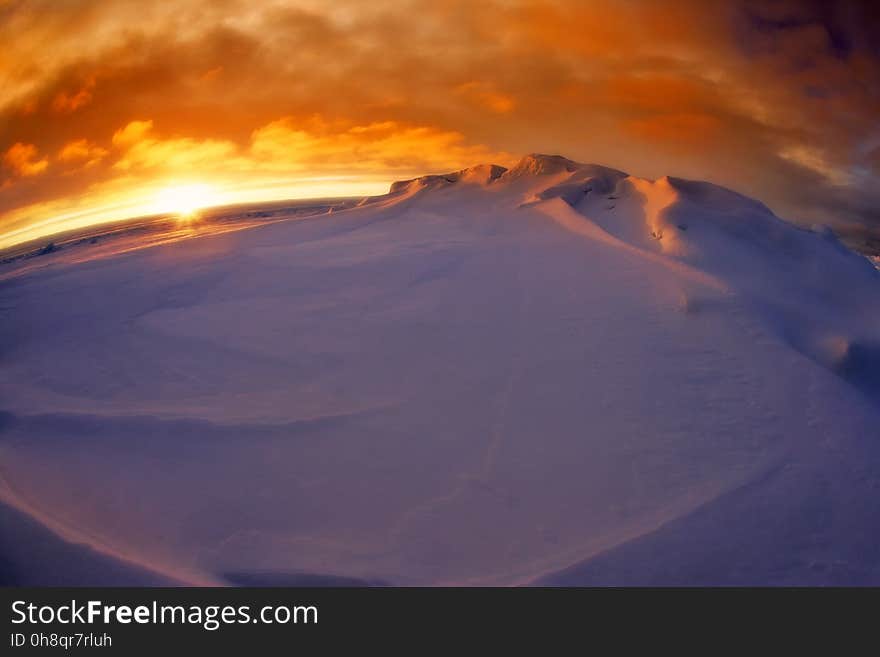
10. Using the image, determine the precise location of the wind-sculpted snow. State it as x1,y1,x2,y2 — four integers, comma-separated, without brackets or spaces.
1,154,879,585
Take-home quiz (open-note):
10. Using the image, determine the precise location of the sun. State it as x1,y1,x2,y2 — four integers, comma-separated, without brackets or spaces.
152,183,219,219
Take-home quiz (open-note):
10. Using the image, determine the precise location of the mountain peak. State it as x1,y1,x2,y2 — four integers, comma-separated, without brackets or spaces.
387,154,631,196
389,163,507,194
503,153,583,178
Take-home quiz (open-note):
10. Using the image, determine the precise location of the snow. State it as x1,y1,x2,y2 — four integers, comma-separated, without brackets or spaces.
1,154,879,585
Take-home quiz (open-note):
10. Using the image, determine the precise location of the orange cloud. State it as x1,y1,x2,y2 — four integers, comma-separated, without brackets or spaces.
111,120,155,148
0,0,878,248
250,116,513,173
602,76,716,114
110,120,241,174
114,137,239,173
199,66,223,82
455,82,516,114
58,139,108,168
0,113,512,248
3,142,49,177
105,115,512,179
52,77,95,114
623,113,722,146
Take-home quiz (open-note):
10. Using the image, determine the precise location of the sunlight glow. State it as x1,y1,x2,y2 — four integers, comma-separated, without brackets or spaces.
0,177,391,251
151,183,219,219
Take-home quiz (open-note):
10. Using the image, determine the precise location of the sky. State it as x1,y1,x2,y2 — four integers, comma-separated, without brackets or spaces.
1,0,879,248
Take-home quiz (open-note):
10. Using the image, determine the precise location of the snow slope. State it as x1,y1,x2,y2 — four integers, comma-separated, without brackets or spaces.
1,154,878,585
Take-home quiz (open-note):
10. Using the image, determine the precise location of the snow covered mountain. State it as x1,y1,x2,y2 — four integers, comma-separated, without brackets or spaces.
1,154,879,585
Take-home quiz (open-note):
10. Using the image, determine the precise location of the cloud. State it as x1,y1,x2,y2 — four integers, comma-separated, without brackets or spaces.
3,142,49,177
112,120,155,148
0,0,878,246
111,120,240,172
455,82,516,114
52,77,95,114
778,144,852,186
58,139,108,168
0,113,511,247
102,115,509,180
250,116,513,173
623,113,723,147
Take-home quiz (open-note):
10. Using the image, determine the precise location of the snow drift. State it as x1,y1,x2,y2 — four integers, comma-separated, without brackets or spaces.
1,154,879,585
